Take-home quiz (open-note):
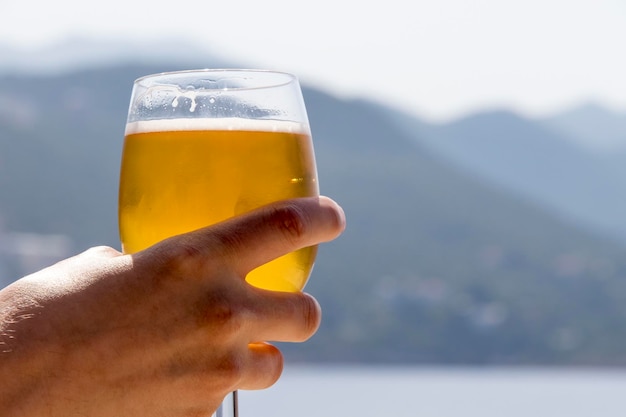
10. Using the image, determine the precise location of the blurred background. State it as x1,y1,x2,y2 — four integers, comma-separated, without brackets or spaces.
1,0,626,415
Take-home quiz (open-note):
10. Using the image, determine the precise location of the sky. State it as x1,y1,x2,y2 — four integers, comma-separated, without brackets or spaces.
1,0,625,122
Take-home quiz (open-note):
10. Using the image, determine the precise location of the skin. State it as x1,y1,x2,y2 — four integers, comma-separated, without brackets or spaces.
0,196,345,417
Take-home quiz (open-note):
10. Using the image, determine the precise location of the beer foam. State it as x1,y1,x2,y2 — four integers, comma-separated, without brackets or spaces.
125,118,309,135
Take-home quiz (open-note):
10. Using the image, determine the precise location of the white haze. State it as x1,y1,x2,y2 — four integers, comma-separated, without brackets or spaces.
1,0,625,122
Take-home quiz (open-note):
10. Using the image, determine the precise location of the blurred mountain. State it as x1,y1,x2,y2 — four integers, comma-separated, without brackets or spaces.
387,107,626,244
3,60,626,365
541,102,626,153
298,95,626,365
0,38,228,75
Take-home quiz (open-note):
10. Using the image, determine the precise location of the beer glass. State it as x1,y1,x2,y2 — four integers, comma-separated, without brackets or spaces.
118,69,319,416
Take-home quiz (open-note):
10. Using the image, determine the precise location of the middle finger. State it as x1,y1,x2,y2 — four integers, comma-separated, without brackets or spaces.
242,287,322,344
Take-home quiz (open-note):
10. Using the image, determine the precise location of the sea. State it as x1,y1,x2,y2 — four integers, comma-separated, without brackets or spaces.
238,365,626,416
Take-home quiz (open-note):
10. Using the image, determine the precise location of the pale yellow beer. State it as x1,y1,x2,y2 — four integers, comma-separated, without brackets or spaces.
119,118,319,292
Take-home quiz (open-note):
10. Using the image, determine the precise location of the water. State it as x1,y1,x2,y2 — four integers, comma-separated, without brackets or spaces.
239,365,626,416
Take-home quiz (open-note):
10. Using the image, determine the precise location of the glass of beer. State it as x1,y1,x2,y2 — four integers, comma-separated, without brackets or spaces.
118,69,319,417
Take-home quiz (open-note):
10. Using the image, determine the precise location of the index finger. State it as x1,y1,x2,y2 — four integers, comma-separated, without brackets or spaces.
210,196,345,276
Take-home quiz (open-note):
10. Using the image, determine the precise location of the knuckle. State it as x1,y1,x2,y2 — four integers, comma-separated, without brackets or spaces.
212,224,247,258
151,237,207,277
268,203,309,243
169,239,205,266
180,351,245,399
295,293,322,342
198,291,246,338
215,350,245,389
84,245,121,258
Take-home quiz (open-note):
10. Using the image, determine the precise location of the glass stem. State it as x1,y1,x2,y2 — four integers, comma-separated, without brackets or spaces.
213,390,238,417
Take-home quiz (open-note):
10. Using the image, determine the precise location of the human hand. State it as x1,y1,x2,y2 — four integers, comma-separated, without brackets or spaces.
0,196,345,417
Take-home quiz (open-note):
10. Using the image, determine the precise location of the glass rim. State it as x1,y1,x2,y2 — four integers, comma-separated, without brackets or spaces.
133,69,299,91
